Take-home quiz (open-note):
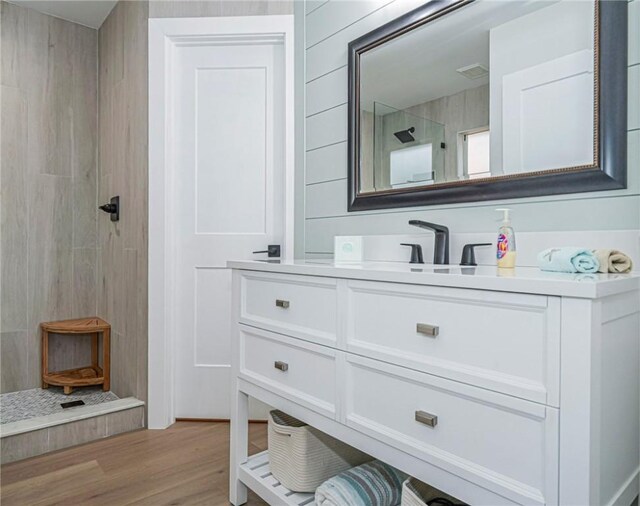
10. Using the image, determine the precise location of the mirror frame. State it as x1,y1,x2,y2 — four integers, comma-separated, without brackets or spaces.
347,0,628,211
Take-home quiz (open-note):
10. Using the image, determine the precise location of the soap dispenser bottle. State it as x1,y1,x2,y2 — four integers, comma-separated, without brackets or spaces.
496,208,516,268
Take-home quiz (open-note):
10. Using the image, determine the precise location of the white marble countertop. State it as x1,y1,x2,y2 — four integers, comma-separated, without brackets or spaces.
227,259,640,298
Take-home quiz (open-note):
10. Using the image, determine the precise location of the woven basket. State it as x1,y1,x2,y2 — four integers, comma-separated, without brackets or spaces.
268,410,371,492
401,477,465,506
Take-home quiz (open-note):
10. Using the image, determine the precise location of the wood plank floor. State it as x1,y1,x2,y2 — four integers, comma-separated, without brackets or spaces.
1,422,269,505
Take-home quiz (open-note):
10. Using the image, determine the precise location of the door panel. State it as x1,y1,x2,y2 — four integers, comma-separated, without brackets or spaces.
172,40,285,418
502,49,594,174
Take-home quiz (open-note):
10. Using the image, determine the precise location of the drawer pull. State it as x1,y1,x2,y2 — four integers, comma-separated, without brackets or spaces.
415,410,438,427
416,323,439,337
275,299,290,309
274,361,289,372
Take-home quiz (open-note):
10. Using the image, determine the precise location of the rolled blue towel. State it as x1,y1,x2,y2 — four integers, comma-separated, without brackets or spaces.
314,460,407,506
537,247,600,274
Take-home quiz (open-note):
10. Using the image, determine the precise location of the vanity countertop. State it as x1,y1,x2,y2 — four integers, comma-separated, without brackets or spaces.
227,260,640,299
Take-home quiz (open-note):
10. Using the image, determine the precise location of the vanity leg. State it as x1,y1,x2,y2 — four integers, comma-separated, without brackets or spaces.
230,387,249,506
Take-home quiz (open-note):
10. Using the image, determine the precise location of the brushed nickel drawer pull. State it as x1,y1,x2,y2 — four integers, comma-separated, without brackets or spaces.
275,299,290,309
416,323,439,337
274,361,289,372
415,410,438,427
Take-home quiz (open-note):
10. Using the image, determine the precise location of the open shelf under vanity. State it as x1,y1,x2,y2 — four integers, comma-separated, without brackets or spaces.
240,451,314,506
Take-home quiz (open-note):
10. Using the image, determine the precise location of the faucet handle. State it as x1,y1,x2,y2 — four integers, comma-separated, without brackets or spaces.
401,243,424,264
460,243,492,266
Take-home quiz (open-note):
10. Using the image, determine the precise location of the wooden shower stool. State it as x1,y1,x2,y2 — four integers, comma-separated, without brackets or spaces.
41,317,111,395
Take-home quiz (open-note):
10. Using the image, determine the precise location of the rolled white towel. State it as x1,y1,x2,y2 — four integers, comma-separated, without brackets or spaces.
593,249,633,273
537,247,599,274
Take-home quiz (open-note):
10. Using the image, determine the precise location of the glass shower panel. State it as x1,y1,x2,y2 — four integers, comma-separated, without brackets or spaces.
372,102,445,191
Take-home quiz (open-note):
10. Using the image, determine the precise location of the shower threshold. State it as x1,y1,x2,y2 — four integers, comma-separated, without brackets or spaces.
0,388,144,463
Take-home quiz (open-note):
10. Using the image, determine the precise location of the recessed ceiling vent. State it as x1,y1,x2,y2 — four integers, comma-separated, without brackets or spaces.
456,63,489,80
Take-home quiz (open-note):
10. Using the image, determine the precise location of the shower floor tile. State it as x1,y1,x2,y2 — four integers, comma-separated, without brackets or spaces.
0,387,119,425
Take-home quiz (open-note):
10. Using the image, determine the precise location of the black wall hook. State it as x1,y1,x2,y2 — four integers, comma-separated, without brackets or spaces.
99,196,119,222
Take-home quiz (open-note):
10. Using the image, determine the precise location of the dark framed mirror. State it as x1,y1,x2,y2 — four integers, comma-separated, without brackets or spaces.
348,0,628,211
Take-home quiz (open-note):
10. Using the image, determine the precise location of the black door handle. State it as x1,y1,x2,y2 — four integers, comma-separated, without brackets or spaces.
252,245,281,258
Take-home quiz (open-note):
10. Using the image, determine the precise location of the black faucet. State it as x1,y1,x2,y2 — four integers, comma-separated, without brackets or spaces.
408,220,449,265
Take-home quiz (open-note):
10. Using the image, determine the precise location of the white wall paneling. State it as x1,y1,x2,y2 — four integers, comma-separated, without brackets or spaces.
306,141,347,184
631,0,639,66
305,0,394,49
331,230,640,269
305,0,328,17
305,103,347,150
306,65,347,117
305,0,425,82
302,0,640,257
306,179,348,219
305,194,640,254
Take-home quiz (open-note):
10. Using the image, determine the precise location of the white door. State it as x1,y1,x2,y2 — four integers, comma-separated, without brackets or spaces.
501,49,595,174
170,32,287,418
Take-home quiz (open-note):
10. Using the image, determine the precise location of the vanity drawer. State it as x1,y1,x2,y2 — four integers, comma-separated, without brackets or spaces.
239,325,337,418
345,354,558,506
347,280,560,405
240,271,338,346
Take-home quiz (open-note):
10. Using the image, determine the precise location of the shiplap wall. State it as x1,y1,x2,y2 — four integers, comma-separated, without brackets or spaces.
302,0,640,256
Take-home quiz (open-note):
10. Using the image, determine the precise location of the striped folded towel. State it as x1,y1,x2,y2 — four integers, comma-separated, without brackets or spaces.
315,460,407,506
537,247,600,274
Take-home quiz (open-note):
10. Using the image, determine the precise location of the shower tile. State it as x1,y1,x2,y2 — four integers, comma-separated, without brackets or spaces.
123,249,138,338
71,25,98,249
47,333,93,373
72,248,98,318
219,0,269,16
106,406,144,436
149,1,221,18
27,247,74,386
28,175,73,253
97,0,148,404
27,178,74,388
97,232,124,336
0,85,28,332
123,4,148,252
26,15,75,177
0,427,49,464
49,416,107,451
266,1,294,14
110,331,137,399
0,332,30,394
72,177,97,250
97,173,117,246
0,387,119,425
98,1,124,93
0,2,28,88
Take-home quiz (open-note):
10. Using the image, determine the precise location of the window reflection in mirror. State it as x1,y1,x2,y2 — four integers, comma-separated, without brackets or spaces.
357,0,596,194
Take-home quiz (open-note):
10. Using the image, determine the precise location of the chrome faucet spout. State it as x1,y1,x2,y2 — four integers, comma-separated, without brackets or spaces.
408,220,450,264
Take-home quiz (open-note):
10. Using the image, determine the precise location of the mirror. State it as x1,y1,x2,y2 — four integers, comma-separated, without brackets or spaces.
348,0,628,211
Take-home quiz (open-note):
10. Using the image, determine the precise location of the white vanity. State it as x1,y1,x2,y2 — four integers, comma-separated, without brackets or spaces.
228,260,640,506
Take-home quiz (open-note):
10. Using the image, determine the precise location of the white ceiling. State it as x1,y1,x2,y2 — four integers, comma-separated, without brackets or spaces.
8,0,118,29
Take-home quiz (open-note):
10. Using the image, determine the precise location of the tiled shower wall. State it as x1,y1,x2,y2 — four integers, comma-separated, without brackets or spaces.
97,0,149,405
0,2,98,393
